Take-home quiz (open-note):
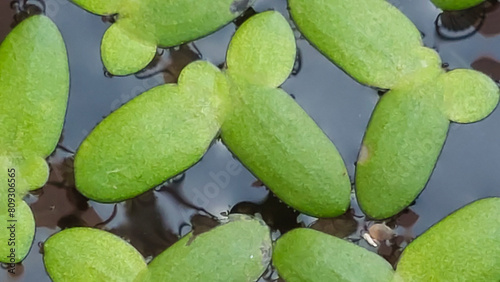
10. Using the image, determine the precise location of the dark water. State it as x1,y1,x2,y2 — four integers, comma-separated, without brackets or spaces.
1,0,500,280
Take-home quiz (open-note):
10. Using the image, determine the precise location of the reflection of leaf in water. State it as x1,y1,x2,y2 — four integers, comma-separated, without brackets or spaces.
479,1,500,37
135,45,201,83
110,191,178,258
0,2,15,40
310,211,358,238
472,56,500,81
32,156,103,229
186,214,220,245
230,194,301,234
440,5,484,31
395,209,419,228
368,223,395,241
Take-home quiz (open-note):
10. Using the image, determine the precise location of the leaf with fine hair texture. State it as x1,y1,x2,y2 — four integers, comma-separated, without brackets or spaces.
0,15,68,169
226,11,296,88
288,0,442,89
439,69,499,123
396,197,500,281
0,201,35,263
273,228,395,282
0,15,69,263
71,0,255,75
75,61,228,202
355,68,449,219
43,228,147,282
141,214,271,281
221,82,351,217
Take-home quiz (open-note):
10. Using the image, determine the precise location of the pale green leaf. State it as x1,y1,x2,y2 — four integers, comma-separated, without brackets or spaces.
43,227,147,282
396,197,500,281
221,81,351,217
0,201,35,263
0,156,49,195
273,228,395,282
141,214,271,281
71,0,123,15
74,61,228,202
0,15,68,194
431,0,484,10
227,11,296,88
440,69,499,123
72,0,255,75
356,68,449,219
288,0,442,89
101,23,157,76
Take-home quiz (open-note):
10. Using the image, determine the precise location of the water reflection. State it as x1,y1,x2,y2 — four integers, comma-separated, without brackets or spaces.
434,0,500,40
32,152,104,229
472,57,500,82
135,45,201,83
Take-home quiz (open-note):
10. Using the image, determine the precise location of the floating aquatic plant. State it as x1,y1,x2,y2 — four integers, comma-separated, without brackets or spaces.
0,15,69,263
43,227,147,281
396,197,500,281
288,0,500,219
273,228,396,281
70,0,255,75
75,11,351,217
273,197,500,281
43,214,271,281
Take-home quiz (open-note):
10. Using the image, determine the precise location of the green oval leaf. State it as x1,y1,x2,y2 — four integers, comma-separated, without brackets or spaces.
0,201,35,263
75,61,227,202
0,15,69,158
288,0,441,89
43,227,147,282
141,214,271,281
440,69,499,123
71,0,122,15
221,81,351,217
227,11,296,88
73,0,254,75
431,0,484,10
101,23,157,76
0,15,69,193
356,69,449,219
396,197,500,281
273,228,395,281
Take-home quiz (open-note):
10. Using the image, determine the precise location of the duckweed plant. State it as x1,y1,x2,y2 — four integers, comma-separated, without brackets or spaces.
74,11,352,218
1,0,499,280
43,214,271,281
69,0,255,75
289,0,500,219
0,15,69,263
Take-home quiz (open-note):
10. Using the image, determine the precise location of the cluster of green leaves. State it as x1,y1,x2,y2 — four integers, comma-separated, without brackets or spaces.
70,0,255,75
74,11,352,218
43,214,271,281
3,1,499,280
0,15,69,263
289,0,500,219
273,197,500,281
